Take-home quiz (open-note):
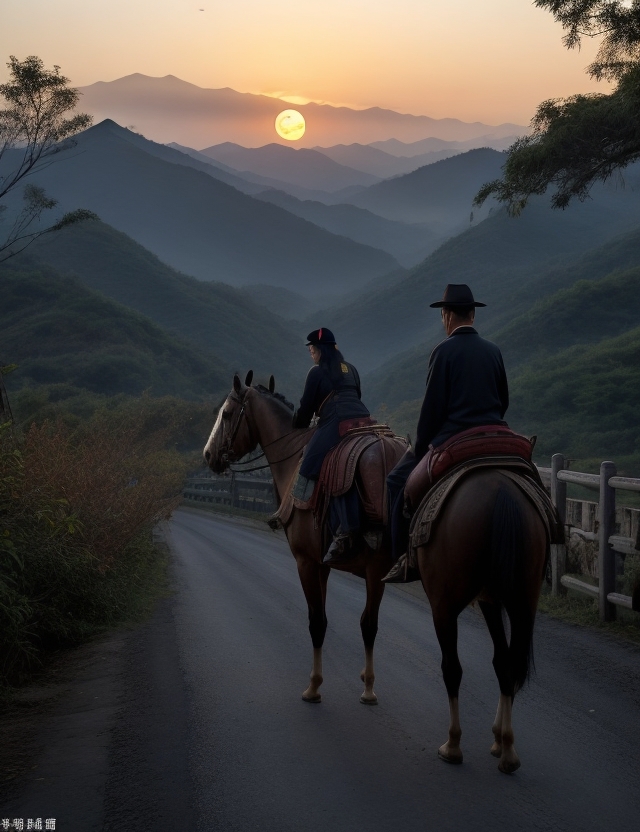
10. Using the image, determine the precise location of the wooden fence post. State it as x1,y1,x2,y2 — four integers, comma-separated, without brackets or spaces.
598,461,617,622
550,453,567,596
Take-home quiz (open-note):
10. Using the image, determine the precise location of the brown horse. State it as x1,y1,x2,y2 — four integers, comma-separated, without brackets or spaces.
415,469,548,773
203,372,405,705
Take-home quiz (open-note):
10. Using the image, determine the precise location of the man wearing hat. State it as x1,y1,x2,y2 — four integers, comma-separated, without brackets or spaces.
384,284,509,581
293,327,372,562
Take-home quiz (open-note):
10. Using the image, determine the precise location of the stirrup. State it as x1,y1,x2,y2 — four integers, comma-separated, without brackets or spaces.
323,533,359,565
382,552,421,583
266,514,283,530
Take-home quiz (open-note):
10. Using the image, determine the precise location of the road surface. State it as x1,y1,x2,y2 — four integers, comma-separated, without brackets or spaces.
2,506,639,831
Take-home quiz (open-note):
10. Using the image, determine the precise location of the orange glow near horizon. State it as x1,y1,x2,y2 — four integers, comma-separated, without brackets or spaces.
3,0,610,126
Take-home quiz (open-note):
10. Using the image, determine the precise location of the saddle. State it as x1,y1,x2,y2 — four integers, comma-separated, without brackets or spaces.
393,456,564,581
270,424,407,529
405,424,536,512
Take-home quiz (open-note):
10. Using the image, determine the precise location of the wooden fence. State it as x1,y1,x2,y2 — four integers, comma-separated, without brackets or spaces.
538,455,640,621
183,471,276,515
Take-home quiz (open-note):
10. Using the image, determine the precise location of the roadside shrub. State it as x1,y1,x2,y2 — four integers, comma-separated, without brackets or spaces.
0,404,186,683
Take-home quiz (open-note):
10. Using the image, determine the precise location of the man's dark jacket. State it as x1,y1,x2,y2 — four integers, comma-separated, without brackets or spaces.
414,326,509,459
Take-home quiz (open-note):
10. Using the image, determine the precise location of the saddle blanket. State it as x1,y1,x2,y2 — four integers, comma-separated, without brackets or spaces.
406,456,564,568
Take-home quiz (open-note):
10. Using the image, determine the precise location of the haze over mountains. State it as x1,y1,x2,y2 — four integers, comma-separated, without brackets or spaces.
77,74,526,149
3,77,639,469
1,120,399,296
198,142,382,192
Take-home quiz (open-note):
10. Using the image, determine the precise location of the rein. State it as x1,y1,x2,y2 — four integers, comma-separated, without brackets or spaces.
223,390,312,472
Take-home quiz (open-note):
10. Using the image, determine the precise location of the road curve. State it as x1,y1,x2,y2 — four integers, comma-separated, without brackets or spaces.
169,508,640,832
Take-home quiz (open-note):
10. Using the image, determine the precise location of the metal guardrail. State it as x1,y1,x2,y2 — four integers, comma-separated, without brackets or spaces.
543,454,640,621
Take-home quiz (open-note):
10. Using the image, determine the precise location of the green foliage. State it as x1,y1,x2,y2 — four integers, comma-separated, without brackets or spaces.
507,326,640,471
24,220,310,391
0,262,228,401
535,1,640,81
476,3,640,212
495,267,640,369
475,66,640,212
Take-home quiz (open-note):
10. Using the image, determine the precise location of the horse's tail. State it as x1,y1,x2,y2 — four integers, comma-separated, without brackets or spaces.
489,483,535,693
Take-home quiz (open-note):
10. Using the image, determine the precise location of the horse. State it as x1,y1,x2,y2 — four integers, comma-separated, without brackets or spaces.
414,469,549,773
203,372,405,705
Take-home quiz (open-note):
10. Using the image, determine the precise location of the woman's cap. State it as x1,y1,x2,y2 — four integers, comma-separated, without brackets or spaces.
306,327,337,345
429,283,486,308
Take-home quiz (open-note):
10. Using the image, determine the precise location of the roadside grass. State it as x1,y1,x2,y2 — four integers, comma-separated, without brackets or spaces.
538,587,640,644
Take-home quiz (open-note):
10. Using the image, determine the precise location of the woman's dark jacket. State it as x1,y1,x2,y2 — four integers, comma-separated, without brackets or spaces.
294,361,370,479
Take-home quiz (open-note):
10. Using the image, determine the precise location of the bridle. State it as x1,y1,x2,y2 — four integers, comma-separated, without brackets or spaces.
219,391,254,467
218,388,312,472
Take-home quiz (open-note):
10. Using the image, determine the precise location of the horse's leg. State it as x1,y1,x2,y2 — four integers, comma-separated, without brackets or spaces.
296,556,330,703
478,600,515,764
431,606,464,764
359,564,386,705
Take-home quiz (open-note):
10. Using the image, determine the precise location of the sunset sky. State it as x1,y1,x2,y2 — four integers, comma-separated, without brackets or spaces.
3,0,608,125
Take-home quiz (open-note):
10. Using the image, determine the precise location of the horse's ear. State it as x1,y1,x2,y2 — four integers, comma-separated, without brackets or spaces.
233,373,242,393
245,370,254,387
269,375,275,393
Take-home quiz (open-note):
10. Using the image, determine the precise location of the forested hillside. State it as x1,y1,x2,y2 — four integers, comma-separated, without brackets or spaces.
316,184,640,373
369,261,640,472
0,263,228,406
23,220,310,391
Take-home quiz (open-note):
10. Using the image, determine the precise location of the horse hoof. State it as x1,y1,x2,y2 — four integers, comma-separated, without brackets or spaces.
302,692,322,703
490,742,502,758
438,744,463,765
498,757,521,774
360,694,378,705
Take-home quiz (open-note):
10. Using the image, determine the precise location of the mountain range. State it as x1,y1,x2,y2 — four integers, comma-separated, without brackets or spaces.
198,142,381,192
1,119,399,296
310,169,640,378
77,74,526,149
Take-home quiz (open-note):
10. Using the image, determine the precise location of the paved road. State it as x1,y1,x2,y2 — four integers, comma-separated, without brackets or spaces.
2,507,639,831
169,508,640,832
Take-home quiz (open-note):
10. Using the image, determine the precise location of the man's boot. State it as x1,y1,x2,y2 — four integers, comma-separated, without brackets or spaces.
382,552,421,583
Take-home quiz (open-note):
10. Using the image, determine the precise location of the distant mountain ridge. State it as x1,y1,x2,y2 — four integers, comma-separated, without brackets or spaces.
1,119,399,296
198,142,381,192
341,148,506,228
77,73,526,149
254,189,438,267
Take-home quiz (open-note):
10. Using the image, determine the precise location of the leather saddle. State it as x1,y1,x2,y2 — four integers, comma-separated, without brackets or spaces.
405,424,536,512
271,424,407,529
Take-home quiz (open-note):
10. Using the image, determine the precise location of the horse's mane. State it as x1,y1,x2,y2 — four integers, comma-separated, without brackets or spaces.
254,384,295,411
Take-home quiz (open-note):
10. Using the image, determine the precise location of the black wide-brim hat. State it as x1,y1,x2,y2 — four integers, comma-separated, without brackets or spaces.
306,327,337,345
429,283,486,308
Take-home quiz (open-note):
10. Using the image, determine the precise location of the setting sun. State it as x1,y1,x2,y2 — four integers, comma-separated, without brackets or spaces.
275,109,305,141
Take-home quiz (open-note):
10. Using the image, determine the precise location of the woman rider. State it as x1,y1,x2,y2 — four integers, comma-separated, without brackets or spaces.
293,328,371,564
